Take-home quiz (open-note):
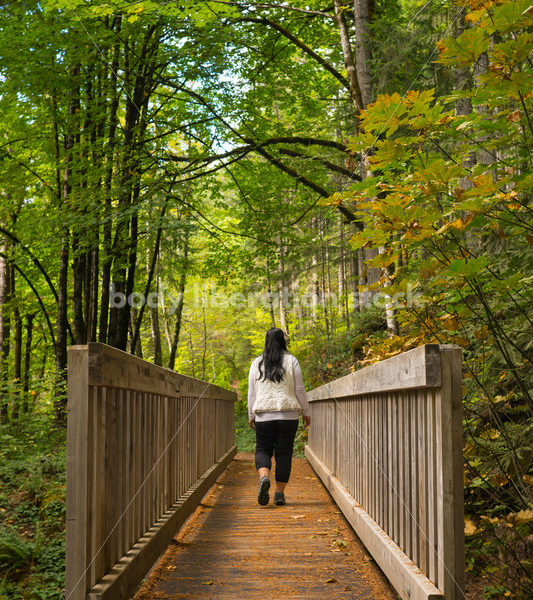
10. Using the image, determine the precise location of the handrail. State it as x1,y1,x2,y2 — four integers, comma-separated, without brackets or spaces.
65,343,237,600
305,344,464,600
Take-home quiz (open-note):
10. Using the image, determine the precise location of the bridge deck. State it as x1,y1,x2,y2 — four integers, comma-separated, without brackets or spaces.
134,453,396,600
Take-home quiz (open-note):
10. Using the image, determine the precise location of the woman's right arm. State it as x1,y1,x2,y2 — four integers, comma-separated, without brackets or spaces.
247,362,256,429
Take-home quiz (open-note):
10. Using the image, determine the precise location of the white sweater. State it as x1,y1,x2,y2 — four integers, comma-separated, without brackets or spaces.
247,352,311,422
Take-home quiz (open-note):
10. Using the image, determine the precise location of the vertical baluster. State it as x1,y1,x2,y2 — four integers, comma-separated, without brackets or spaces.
398,392,405,552
377,394,383,529
357,397,362,505
94,386,105,581
427,390,437,585
418,388,429,574
117,388,124,560
126,389,133,552
404,391,412,560
86,385,95,589
411,389,419,566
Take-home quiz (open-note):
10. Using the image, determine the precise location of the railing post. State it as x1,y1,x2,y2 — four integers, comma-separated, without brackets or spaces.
66,346,89,600
436,346,464,600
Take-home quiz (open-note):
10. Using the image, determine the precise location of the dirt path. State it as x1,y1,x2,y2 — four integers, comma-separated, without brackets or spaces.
134,453,398,600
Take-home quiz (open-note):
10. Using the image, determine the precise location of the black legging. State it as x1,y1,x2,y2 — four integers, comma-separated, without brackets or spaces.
254,419,299,483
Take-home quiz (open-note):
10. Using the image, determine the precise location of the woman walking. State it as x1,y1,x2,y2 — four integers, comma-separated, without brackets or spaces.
248,328,311,506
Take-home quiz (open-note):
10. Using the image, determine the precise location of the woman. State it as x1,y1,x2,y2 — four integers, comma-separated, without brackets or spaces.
248,328,311,506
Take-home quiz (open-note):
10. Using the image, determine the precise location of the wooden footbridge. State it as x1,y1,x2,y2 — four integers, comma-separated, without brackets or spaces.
66,343,464,600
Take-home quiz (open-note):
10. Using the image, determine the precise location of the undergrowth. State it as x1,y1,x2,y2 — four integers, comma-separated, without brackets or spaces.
0,413,66,600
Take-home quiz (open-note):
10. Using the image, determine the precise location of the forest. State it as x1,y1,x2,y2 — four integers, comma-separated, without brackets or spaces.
0,0,531,598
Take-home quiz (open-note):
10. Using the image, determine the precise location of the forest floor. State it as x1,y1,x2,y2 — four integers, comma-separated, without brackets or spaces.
0,415,66,600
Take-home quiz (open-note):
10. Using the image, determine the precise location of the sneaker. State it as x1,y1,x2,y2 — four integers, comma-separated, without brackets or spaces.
258,476,270,505
273,491,286,506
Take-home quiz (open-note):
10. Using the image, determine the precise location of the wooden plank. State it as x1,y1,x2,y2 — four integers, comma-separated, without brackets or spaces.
307,344,441,402
66,346,90,600
87,445,238,600
86,342,236,401
306,446,444,600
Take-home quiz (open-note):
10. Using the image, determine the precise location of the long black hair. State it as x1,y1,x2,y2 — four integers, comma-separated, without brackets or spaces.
257,327,287,382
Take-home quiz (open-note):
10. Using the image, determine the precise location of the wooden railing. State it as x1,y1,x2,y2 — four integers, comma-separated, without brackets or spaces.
306,344,464,600
65,343,237,600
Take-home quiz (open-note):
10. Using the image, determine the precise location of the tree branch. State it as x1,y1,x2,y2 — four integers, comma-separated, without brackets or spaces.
237,16,351,91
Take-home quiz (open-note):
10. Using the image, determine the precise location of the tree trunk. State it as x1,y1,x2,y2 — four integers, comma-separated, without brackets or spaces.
129,308,143,358
350,251,360,313
187,331,196,379
99,19,121,343
72,234,87,344
321,244,330,339
201,290,207,380
353,0,374,107
265,257,276,327
168,232,189,370
333,0,364,116
56,64,79,423
109,25,158,349
55,233,69,421
0,242,10,422
149,262,162,366
22,314,34,413
12,306,22,420
0,260,14,421
338,216,350,329
131,197,169,351
277,241,288,333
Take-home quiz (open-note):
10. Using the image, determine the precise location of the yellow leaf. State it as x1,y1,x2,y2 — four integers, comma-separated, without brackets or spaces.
441,314,460,331
522,474,533,486
464,519,478,535
474,325,488,340
202,581,214,585
506,110,522,122
514,509,533,524
455,336,470,348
